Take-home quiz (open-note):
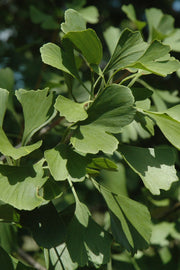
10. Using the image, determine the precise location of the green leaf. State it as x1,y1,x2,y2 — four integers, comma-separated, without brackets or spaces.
0,88,9,127
0,128,42,160
21,203,66,248
120,145,178,195
15,88,55,144
30,6,58,30
44,243,78,270
0,68,14,91
103,26,121,56
54,95,88,122
0,160,47,210
94,181,151,254
16,262,35,270
0,203,19,223
0,223,18,253
166,104,180,122
130,40,180,76
71,84,135,154
40,43,79,78
45,144,90,181
122,4,146,30
105,29,147,72
0,247,14,270
146,110,180,150
164,29,180,52
100,163,128,196
78,6,99,24
87,157,118,172
62,29,103,65
131,87,153,101
61,9,86,33
145,8,174,42
66,201,112,267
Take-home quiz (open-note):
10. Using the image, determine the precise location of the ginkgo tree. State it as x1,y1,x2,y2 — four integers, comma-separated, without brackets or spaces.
0,3,180,270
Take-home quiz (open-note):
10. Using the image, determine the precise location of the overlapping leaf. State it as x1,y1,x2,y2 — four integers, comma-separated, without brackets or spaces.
130,40,180,76
44,243,78,270
146,108,180,150
105,28,180,76
66,200,112,267
94,181,151,254
40,42,79,78
146,8,174,42
105,29,147,72
0,128,42,160
21,203,66,248
15,88,55,144
54,95,88,122
120,145,178,195
45,144,90,181
71,84,136,154
62,29,103,66
0,160,47,210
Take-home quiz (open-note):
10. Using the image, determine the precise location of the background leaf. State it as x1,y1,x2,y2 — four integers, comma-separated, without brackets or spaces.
0,88,9,127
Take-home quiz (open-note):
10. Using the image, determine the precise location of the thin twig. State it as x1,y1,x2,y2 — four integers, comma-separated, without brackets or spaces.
17,248,47,270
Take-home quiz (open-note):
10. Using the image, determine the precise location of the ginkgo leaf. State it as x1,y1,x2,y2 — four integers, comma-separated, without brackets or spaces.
62,29,103,65
0,160,47,210
0,88,9,127
71,84,135,154
45,144,90,181
146,110,180,150
105,29,147,72
0,128,42,160
54,95,88,122
93,181,151,254
15,88,55,145
130,40,180,76
120,145,178,195
122,4,146,30
61,9,86,33
66,200,112,267
40,42,79,78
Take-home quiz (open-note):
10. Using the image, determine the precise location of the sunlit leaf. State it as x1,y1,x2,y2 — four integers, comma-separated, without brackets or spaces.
40,43,79,78
61,9,86,33
55,95,88,122
45,144,90,181
146,110,180,150
120,145,178,195
71,84,135,154
79,6,99,24
15,88,55,144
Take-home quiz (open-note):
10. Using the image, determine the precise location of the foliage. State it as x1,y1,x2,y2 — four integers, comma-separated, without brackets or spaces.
1,2,180,269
